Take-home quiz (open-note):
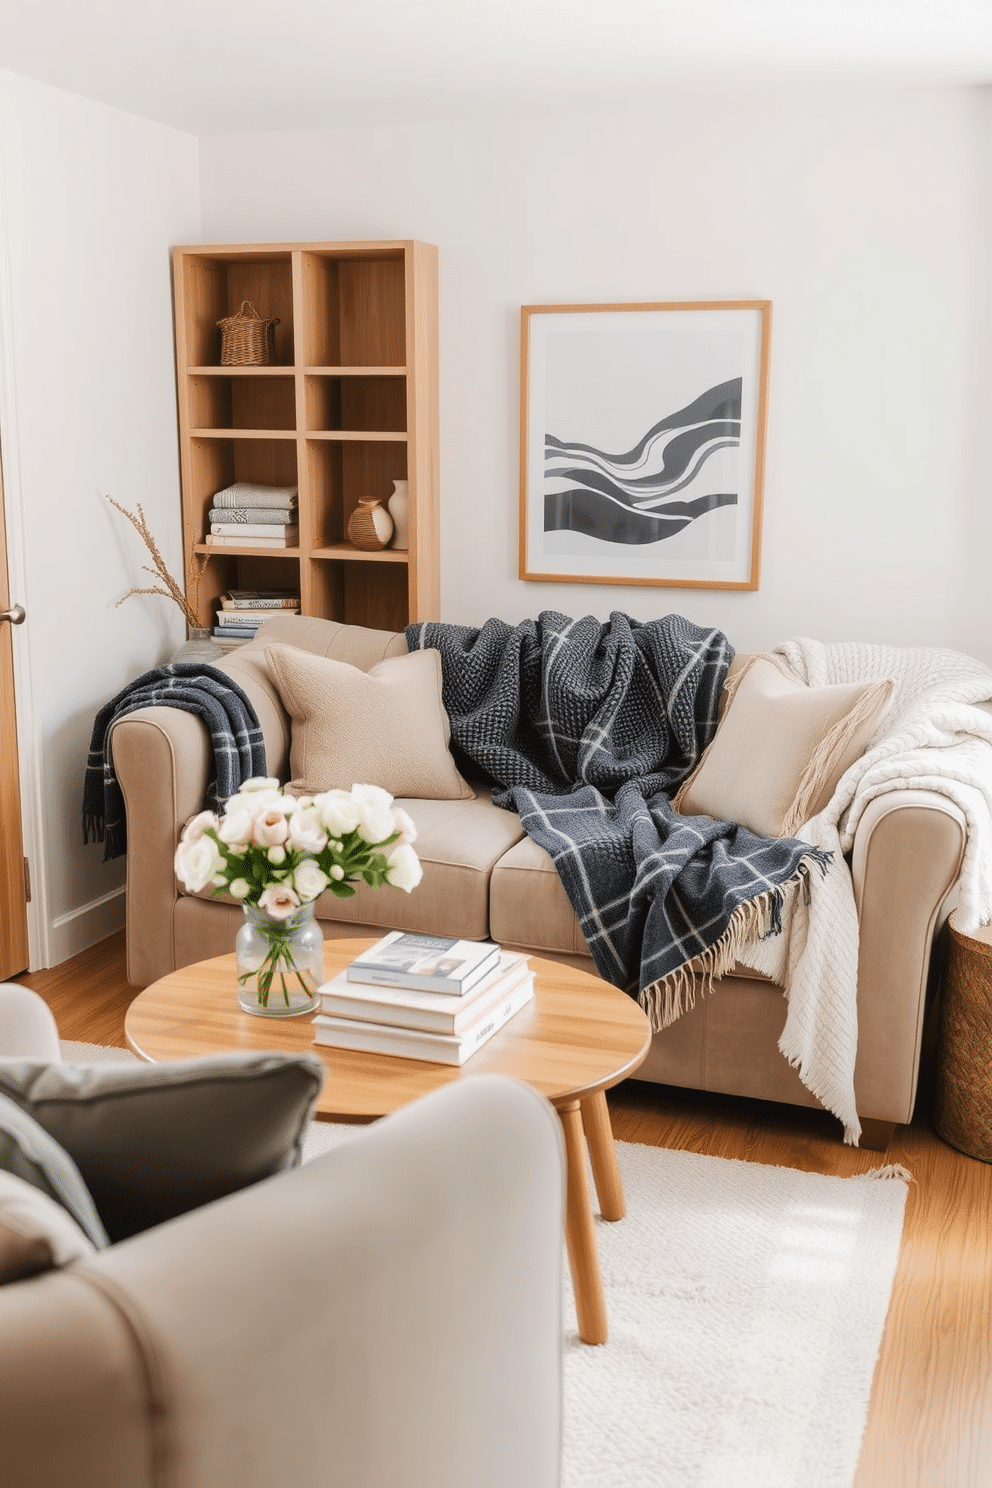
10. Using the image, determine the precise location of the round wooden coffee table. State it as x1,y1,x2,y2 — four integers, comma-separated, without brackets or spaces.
125,938,651,1344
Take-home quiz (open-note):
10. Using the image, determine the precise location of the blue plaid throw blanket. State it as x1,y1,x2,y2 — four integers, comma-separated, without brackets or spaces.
407,612,830,1026
83,663,266,861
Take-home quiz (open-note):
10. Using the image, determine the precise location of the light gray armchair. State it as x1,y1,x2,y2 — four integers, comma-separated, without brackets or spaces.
0,985,564,1488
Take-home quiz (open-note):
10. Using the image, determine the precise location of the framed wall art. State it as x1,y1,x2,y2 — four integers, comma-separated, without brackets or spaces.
519,300,771,590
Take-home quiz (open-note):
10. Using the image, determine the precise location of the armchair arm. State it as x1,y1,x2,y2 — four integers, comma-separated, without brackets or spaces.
73,1077,564,1488
850,789,966,1122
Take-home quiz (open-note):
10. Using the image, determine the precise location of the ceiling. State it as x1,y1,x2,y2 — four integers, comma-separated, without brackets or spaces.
2,0,992,136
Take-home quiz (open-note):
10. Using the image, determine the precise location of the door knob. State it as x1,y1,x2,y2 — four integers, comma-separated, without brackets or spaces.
0,603,25,624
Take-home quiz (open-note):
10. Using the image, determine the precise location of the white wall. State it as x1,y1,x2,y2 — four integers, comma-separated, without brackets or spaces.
199,85,983,657
0,70,200,964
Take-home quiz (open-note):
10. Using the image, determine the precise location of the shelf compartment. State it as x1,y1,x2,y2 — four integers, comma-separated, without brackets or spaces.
188,436,299,546
190,552,302,630
177,252,295,367
188,374,297,432
305,437,407,550
308,555,410,632
300,253,406,367
305,375,406,434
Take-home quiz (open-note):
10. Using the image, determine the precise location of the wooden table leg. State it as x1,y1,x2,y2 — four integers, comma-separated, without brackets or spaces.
557,1100,608,1345
581,1089,625,1221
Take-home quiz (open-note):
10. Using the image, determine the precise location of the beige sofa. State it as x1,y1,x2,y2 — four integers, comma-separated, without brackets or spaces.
110,615,969,1144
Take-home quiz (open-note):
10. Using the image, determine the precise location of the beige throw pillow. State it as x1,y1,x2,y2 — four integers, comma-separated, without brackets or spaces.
264,644,474,801
672,655,894,837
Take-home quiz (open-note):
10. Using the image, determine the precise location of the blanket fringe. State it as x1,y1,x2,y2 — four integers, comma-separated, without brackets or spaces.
781,677,895,837
856,1164,914,1183
637,860,827,1032
638,869,811,1032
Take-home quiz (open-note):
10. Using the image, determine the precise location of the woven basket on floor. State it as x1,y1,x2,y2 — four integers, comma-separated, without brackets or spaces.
934,912,992,1162
217,301,279,366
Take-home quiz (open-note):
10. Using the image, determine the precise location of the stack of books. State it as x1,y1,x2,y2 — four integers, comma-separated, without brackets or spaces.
204,481,300,549
312,932,535,1065
212,589,301,645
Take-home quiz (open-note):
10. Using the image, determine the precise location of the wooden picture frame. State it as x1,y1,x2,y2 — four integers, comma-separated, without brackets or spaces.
519,300,771,590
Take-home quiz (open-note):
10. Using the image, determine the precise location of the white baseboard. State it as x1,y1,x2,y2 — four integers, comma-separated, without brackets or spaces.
44,887,126,969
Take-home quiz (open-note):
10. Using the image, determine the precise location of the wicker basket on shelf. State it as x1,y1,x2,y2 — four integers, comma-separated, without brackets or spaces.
217,301,279,366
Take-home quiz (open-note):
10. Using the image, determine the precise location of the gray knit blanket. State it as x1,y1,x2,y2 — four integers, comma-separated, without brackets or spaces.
407,612,830,1021
83,664,266,861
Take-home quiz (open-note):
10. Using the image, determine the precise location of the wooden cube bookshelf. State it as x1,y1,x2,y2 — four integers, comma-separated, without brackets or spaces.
172,240,440,634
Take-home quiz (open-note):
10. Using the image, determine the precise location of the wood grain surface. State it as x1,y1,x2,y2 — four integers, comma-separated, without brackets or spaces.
124,939,652,1120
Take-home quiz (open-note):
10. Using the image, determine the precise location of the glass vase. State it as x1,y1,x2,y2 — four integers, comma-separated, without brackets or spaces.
172,628,226,665
235,902,323,1017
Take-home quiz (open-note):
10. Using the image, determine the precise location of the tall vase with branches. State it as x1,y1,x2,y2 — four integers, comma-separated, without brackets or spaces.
108,495,217,660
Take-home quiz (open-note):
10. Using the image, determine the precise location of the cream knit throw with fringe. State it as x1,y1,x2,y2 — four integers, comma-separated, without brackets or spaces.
738,639,992,1145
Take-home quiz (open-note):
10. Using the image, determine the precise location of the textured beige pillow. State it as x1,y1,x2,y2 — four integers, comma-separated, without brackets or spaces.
265,643,474,800
672,655,894,837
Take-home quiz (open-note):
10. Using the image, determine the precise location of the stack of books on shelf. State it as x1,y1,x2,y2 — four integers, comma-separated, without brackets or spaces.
312,932,535,1065
212,589,301,646
204,481,300,549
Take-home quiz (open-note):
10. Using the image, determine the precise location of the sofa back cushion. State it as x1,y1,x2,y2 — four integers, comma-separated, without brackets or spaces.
673,654,894,836
220,617,408,781
264,643,475,800
0,1170,99,1282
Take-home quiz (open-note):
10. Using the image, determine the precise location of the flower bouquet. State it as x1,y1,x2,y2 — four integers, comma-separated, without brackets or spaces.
174,778,423,1015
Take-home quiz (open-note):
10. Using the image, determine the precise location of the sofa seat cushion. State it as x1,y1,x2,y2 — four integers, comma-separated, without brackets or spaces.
489,834,593,959
182,788,526,943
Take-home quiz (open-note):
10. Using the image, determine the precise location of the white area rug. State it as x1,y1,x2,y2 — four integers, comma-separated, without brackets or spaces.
63,1042,908,1488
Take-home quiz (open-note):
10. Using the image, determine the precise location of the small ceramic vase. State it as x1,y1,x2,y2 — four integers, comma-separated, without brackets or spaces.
386,480,410,551
347,498,394,551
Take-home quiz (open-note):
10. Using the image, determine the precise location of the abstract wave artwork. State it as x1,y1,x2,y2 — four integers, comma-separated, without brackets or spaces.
543,378,741,547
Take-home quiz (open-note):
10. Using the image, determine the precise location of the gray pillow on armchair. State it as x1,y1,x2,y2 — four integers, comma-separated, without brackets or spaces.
0,1052,324,1243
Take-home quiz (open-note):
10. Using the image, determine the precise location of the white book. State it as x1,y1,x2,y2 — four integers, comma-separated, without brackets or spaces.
205,533,299,548
319,953,530,1035
210,522,300,538
312,974,535,1065
347,932,501,996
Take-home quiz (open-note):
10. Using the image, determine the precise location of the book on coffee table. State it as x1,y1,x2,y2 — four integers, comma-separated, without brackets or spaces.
319,952,531,1035
346,932,501,996
313,971,535,1065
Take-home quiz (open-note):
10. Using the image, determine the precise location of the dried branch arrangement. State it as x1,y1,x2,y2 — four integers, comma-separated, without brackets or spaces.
107,494,205,630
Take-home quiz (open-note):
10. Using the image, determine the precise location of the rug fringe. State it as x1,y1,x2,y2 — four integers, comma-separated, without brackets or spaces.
856,1164,914,1183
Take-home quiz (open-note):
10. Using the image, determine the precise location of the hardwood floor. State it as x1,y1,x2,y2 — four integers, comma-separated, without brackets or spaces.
21,932,992,1487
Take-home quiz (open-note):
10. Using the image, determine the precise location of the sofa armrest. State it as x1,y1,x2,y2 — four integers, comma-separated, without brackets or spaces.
110,707,212,988
70,1077,563,1488
850,789,966,1122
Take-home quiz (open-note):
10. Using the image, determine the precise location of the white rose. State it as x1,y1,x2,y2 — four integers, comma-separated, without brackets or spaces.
288,807,329,855
294,860,330,901
315,789,361,836
228,878,252,900
181,809,218,844
351,783,394,813
174,834,223,893
238,777,281,794
356,801,397,845
390,806,418,847
268,845,286,865
258,884,301,920
330,864,345,881
217,806,253,847
253,807,290,847
384,843,423,893
237,788,287,821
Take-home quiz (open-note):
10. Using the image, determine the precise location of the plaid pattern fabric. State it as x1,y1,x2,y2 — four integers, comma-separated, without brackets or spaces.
407,612,828,1001
83,664,266,861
